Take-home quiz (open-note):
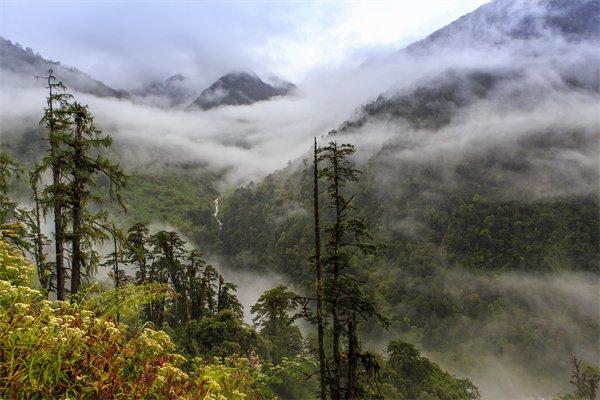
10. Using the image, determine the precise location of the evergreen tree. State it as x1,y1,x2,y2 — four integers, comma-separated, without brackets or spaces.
312,137,328,400
319,141,359,399
126,223,150,284
66,102,127,295
217,276,243,318
150,230,186,325
38,69,73,300
184,249,207,320
29,173,52,296
318,141,386,399
101,224,128,322
251,285,303,364
200,264,220,315
0,153,34,253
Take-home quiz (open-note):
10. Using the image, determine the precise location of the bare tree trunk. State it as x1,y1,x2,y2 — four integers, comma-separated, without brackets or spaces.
113,227,120,323
217,275,224,311
345,313,359,400
53,179,65,299
32,180,48,297
46,73,66,301
331,142,342,400
313,137,328,400
70,110,84,295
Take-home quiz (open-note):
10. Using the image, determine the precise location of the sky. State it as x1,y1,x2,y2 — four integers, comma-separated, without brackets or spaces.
0,0,488,89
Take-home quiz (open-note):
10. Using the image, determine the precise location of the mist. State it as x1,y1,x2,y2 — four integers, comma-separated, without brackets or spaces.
432,268,598,400
2,27,598,191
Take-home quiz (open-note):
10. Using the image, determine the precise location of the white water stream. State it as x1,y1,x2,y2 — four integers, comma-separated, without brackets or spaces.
213,197,222,231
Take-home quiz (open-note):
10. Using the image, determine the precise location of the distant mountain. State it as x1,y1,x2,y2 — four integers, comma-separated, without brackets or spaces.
407,0,600,54
0,36,127,98
346,0,600,132
133,74,196,108
189,72,295,110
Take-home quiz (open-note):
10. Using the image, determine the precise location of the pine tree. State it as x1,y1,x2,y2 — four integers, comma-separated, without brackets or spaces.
319,141,358,399
185,250,207,320
150,231,187,324
38,70,73,300
66,102,127,295
318,141,386,399
251,285,303,364
312,137,328,400
126,223,150,284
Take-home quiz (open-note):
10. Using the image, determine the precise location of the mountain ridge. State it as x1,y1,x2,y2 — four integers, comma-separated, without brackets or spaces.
0,36,128,98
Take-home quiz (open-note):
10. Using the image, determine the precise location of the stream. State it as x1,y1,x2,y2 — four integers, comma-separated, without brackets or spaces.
213,197,223,231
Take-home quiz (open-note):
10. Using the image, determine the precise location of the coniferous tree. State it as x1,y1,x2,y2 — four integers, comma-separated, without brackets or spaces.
201,264,220,315
38,69,72,300
319,141,358,399
318,141,387,399
150,230,186,325
126,223,150,284
251,285,303,364
313,137,328,400
29,174,52,296
101,224,127,322
217,277,243,318
67,102,127,295
185,250,211,321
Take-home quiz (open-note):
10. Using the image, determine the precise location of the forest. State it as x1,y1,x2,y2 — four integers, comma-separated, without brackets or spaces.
0,69,597,400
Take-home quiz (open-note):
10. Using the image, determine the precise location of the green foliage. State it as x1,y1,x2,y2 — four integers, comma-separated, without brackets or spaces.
0,232,274,399
557,357,600,400
251,285,304,364
219,149,599,386
267,356,320,399
188,309,267,359
83,282,170,321
0,152,23,224
120,167,222,250
382,340,480,400
0,230,33,287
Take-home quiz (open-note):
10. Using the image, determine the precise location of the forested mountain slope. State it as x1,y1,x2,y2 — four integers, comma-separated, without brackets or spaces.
0,36,127,98
217,0,600,397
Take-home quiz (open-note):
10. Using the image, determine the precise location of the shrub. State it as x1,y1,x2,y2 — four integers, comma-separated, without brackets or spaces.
0,231,274,399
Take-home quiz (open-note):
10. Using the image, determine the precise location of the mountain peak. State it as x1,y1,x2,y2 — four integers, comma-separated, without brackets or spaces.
133,73,194,108
189,71,295,110
166,73,185,83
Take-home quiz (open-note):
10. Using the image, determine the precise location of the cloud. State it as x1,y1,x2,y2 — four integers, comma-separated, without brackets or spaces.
0,1,488,88
2,12,598,197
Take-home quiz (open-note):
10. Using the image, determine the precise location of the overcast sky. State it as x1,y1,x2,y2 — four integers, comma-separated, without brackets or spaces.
0,0,488,88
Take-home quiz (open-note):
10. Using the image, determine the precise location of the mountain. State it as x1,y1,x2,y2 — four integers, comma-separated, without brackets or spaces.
0,36,127,98
407,0,600,54
347,0,600,133
133,73,196,108
213,0,599,397
189,72,295,110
